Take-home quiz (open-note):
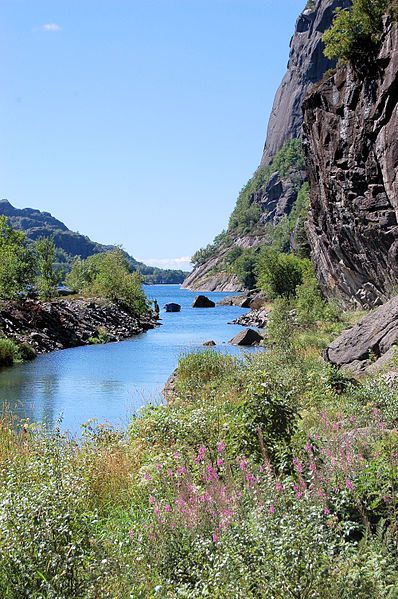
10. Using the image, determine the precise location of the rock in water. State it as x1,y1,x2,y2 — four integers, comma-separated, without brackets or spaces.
229,329,263,346
324,297,398,373
203,340,216,346
164,303,181,312
192,295,215,308
232,308,268,329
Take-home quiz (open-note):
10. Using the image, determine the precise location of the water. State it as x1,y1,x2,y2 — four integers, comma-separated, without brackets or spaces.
0,286,258,435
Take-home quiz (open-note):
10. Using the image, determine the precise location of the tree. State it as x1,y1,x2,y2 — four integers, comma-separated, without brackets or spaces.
256,249,310,299
66,249,148,315
323,0,395,63
35,237,62,299
0,216,34,299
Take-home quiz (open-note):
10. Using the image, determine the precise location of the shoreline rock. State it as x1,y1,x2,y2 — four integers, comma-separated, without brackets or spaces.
231,308,268,329
230,329,263,346
0,298,158,355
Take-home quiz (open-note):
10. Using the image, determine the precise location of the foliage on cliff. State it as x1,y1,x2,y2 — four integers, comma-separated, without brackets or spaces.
323,0,398,62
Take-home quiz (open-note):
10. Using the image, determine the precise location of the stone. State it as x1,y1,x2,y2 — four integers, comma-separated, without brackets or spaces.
203,340,216,346
192,295,215,308
229,328,263,346
217,293,252,307
164,303,181,312
231,308,268,329
324,296,398,372
303,19,398,308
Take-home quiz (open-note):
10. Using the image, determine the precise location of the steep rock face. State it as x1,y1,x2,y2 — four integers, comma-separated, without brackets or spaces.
184,0,345,292
303,19,398,308
260,0,350,166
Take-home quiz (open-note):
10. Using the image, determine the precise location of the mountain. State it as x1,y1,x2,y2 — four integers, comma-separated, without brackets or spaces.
183,0,349,292
0,199,188,284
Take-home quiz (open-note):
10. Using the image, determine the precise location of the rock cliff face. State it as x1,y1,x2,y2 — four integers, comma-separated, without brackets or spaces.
184,0,345,292
303,19,398,308
260,0,350,166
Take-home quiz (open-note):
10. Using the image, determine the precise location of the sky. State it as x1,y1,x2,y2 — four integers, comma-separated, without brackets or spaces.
0,0,303,271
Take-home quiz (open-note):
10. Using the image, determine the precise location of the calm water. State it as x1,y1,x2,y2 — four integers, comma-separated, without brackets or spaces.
0,286,257,434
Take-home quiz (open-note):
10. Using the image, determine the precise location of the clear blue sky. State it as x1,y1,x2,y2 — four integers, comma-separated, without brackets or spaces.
1,0,303,271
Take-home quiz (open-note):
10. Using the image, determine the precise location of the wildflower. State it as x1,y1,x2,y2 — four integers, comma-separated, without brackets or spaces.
149,495,156,504
292,458,303,474
143,471,151,481
212,532,219,543
176,466,187,476
239,459,248,471
324,507,331,515
216,458,224,468
304,442,313,454
268,504,275,514
275,481,284,493
345,478,354,492
195,446,206,463
155,463,163,472
245,472,257,487
206,465,218,481
164,504,171,513
128,529,134,539
174,451,182,459
217,441,226,453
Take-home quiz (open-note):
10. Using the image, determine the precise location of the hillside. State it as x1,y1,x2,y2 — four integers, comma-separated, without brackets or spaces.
0,199,188,284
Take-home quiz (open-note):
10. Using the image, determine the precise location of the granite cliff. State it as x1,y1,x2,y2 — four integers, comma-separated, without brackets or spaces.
303,17,398,308
184,0,346,292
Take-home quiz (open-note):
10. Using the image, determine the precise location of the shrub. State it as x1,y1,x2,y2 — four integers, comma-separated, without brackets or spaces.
17,342,37,362
323,0,395,63
35,237,62,300
0,338,19,367
256,248,310,298
0,217,34,299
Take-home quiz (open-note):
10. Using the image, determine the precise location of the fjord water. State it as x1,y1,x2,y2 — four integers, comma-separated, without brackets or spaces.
0,286,255,435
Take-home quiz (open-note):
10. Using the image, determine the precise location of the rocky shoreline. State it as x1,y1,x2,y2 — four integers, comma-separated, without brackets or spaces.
0,298,158,354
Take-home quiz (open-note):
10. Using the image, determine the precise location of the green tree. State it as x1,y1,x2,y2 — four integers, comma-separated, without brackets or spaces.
66,249,148,315
0,216,34,299
256,248,310,298
323,0,396,62
35,237,62,299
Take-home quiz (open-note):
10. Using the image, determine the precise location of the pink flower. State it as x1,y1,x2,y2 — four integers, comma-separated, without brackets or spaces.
149,495,156,504
217,441,226,453
195,446,206,463
155,463,163,472
239,459,248,471
143,472,151,481
292,458,303,474
275,481,284,493
345,478,354,492
164,504,171,513
212,532,219,543
206,465,218,481
216,458,224,467
324,507,331,515
268,504,275,514
174,451,181,459
176,466,187,476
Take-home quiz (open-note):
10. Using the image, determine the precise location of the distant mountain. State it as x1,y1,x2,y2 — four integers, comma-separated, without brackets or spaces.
0,199,188,284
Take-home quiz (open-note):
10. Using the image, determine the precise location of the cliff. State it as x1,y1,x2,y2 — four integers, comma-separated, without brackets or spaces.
184,0,346,292
260,0,350,166
303,18,398,308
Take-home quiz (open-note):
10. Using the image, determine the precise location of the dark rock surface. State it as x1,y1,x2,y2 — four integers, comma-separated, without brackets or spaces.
324,296,398,373
229,328,263,346
203,340,216,346
192,295,215,308
162,369,179,403
260,0,350,165
303,19,398,308
217,293,252,308
231,308,268,329
0,298,157,354
164,303,181,312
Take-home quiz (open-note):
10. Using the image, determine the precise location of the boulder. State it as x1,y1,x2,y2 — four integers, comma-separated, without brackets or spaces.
164,303,181,312
217,294,252,308
192,295,215,308
231,308,268,329
324,297,398,373
229,328,263,346
203,340,216,346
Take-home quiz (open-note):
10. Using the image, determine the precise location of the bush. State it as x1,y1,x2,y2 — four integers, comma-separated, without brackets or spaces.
256,248,310,298
66,249,148,315
0,338,20,367
323,0,395,63
17,342,37,362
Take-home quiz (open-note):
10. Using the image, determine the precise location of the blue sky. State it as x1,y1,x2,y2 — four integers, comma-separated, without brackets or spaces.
1,0,303,271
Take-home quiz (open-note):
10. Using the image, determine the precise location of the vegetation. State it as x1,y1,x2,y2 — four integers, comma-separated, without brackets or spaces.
35,237,62,300
1,291,398,595
0,216,34,300
66,249,148,315
0,338,36,367
323,0,398,63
